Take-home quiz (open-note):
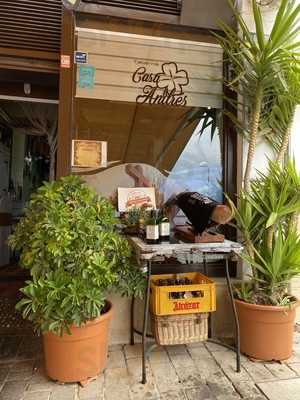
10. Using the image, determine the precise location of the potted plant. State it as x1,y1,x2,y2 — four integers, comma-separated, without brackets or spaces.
229,160,300,360
216,0,300,360
9,176,145,383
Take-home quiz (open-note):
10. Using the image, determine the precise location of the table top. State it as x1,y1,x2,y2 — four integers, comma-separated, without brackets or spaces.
128,236,243,260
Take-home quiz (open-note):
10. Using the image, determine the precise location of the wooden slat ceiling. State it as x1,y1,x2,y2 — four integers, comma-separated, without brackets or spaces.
82,0,181,15
0,0,62,54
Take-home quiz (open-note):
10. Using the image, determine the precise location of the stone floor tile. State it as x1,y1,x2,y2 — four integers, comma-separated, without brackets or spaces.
106,350,126,369
215,394,241,400
242,362,275,382
126,358,143,379
78,375,104,400
211,349,248,365
127,358,159,400
257,378,300,400
6,360,35,381
161,389,187,400
284,352,300,363
211,351,252,382
124,344,142,360
27,377,58,393
205,341,231,353
233,381,263,398
206,371,236,396
185,385,216,400
108,345,123,353
130,380,159,400
265,362,297,379
222,365,252,383
166,345,188,355
49,384,77,400
148,349,170,365
29,369,52,385
150,361,180,393
195,356,221,380
242,397,266,400
287,363,300,375
207,383,237,399
186,342,206,348
23,391,51,400
187,345,212,359
0,380,27,400
169,353,195,369
104,367,132,400
174,367,205,389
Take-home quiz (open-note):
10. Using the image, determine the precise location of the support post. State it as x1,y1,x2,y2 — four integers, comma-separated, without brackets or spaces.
56,7,75,178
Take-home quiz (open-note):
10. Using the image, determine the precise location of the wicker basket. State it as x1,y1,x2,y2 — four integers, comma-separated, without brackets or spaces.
151,312,208,345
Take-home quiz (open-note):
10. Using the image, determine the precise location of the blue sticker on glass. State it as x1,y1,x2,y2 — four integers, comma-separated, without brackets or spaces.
78,65,95,89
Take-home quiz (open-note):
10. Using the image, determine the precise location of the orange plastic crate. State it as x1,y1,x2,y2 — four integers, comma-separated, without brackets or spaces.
150,272,216,316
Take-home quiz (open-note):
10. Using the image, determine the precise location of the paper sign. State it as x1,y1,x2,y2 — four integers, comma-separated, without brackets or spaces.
75,51,88,64
72,140,107,168
61,55,71,69
118,187,156,212
78,65,95,89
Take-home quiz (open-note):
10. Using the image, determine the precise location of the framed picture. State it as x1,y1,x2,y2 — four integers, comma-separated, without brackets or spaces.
72,140,107,168
118,187,156,212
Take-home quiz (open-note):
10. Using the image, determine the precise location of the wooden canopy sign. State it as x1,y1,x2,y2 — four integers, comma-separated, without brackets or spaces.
75,29,223,108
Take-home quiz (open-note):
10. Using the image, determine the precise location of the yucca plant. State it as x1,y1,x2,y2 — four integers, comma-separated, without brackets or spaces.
228,160,300,305
216,0,300,190
264,64,300,164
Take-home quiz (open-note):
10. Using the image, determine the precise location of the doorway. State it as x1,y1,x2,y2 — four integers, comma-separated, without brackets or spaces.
0,97,58,333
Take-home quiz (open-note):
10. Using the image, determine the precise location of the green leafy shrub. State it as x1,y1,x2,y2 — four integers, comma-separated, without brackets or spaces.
9,176,145,334
228,160,300,305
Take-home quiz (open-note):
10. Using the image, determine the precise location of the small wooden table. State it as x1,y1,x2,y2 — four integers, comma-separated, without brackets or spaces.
128,236,243,384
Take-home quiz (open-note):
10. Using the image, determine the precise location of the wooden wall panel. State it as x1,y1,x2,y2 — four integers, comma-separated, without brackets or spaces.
76,28,223,108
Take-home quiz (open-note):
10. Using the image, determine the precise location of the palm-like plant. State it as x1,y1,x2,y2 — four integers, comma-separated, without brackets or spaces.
228,160,300,304
264,64,300,164
216,0,300,190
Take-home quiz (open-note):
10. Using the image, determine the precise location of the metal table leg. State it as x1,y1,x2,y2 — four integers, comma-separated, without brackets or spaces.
225,257,241,372
142,259,152,384
203,254,212,338
130,296,135,345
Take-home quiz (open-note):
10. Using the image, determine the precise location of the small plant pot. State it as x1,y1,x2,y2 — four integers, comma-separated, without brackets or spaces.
235,299,299,361
43,301,112,383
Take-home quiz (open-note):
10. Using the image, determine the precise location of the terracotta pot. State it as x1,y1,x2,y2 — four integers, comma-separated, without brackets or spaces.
43,301,112,383
235,299,299,361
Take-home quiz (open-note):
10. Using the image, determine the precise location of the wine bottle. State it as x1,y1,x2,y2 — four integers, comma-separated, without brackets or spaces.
145,210,159,244
159,215,170,242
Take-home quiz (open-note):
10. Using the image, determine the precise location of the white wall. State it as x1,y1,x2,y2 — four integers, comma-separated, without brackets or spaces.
240,0,279,178
291,106,300,171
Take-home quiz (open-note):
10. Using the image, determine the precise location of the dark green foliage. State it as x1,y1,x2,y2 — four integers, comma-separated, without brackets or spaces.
228,160,300,305
9,176,145,335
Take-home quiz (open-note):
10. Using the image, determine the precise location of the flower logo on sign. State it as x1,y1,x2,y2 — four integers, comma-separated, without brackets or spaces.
132,61,189,106
157,62,189,95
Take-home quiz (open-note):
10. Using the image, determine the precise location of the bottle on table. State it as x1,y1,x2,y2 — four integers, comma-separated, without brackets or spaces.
145,209,160,244
159,213,170,242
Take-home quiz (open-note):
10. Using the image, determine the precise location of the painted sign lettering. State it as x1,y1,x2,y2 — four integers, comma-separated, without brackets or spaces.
132,62,189,106
173,302,200,312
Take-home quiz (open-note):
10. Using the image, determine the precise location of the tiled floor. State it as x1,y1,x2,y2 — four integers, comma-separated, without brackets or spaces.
1,332,300,400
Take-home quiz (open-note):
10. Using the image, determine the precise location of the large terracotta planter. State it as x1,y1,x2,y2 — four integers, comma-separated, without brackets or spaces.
43,301,112,383
235,299,299,361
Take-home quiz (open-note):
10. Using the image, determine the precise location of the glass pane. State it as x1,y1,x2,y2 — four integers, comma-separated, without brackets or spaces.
74,98,223,203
